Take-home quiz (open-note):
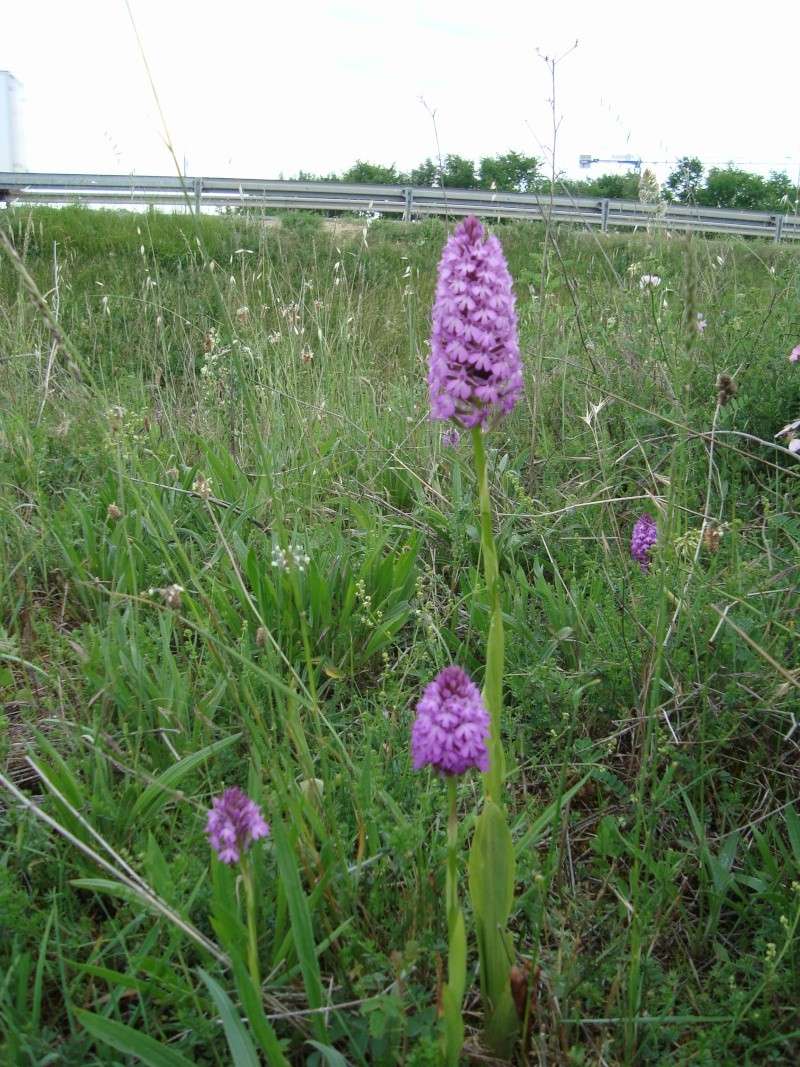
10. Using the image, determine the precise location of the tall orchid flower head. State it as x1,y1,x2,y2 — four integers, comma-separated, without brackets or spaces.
411,666,490,776
631,513,658,572
789,344,800,364
428,216,522,428
206,787,269,865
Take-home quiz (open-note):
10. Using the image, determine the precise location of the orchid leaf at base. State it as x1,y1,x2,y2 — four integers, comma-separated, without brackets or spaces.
469,799,518,1057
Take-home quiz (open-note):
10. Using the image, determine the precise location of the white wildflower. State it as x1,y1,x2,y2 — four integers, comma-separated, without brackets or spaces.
639,274,661,290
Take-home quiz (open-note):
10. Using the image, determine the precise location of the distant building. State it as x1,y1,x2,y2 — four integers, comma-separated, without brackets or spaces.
0,71,24,172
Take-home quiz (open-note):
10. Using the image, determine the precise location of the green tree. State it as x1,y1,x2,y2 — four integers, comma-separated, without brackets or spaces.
410,158,439,186
441,155,477,189
763,171,798,212
478,151,540,193
581,172,640,199
695,167,767,209
340,161,407,185
664,157,704,203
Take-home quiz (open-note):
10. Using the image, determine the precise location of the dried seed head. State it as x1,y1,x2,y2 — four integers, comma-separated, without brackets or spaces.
716,373,737,406
702,524,722,553
255,626,267,647
155,584,184,609
235,306,250,324
192,475,213,500
203,328,218,353
106,503,123,521
106,405,125,430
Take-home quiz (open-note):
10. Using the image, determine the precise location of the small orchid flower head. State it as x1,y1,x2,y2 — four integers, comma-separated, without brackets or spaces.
411,666,490,777
631,513,658,572
206,787,269,865
789,344,800,364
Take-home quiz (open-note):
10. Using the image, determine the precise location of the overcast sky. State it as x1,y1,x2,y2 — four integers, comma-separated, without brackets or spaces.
3,0,799,183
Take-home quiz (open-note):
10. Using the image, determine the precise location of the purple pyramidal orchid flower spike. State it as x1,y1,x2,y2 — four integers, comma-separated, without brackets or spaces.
428,216,522,428
631,514,658,572
411,666,490,776
790,344,800,364
206,787,270,865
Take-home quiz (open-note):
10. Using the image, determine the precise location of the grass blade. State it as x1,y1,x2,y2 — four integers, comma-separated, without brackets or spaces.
197,969,261,1067
75,1008,196,1067
272,818,327,1042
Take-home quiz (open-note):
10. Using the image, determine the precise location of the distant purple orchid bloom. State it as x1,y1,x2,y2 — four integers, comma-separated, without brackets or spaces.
631,514,658,572
411,666,490,777
428,216,522,428
206,787,269,865
442,428,461,448
790,344,800,364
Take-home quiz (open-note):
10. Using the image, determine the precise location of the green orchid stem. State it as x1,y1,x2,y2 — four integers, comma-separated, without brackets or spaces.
240,855,260,989
470,425,505,804
446,777,458,929
442,776,466,1067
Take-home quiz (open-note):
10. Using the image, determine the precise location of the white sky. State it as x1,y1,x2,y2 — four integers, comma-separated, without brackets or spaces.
3,0,799,183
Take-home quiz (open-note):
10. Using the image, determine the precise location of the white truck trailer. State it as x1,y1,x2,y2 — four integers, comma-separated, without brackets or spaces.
0,71,24,173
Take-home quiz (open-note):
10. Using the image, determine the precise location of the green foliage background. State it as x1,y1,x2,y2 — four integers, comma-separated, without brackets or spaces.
1,205,799,1064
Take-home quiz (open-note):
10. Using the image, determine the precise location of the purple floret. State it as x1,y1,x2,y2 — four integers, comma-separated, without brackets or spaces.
631,514,658,572
428,217,522,428
411,666,490,777
206,787,270,865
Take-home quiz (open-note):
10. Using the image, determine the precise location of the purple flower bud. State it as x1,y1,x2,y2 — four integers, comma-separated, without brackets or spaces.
206,787,269,865
631,514,658,572
411,666,490,777
428,217,522,428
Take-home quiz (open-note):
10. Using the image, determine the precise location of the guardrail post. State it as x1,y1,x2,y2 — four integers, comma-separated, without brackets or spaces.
600,198,610,233
601,200,614,234
193,177,203,216
774,214,785,243
403,187,413,222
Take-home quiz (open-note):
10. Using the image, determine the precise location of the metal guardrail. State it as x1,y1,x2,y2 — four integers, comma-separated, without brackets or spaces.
1,172,798,242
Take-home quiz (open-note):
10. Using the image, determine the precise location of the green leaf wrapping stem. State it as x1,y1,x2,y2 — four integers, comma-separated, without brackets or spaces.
469,801,518,1057
469,426,518,1056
